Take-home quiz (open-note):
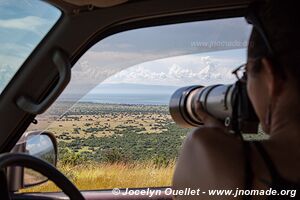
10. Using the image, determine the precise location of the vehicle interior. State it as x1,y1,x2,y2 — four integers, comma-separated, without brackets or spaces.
0,0,274,199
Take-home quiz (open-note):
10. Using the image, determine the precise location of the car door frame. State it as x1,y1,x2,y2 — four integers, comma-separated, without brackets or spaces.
0,0,252,199
0,0,251,152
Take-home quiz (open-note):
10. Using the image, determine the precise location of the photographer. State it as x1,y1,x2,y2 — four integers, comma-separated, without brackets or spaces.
172,1,300,199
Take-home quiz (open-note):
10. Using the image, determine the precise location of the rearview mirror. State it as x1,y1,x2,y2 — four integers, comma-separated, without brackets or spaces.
8,131,57,191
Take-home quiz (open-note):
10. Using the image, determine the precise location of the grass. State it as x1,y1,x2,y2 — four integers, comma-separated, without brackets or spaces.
30,113,171,140
21,161,175,193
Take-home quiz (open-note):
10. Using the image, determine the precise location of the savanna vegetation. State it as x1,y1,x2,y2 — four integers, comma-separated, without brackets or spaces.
25,102,190,192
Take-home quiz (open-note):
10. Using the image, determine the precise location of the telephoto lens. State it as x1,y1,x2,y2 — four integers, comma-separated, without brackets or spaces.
169,82,259,133
169,84,235,127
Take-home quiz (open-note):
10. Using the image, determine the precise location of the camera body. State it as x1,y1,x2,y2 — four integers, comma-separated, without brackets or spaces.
169,81,259,134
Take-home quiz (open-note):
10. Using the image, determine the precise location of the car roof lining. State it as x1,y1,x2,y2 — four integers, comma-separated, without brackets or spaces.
61,0,129,8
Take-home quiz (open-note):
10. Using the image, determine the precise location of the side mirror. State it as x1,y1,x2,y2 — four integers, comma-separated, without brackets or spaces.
8,131,57,191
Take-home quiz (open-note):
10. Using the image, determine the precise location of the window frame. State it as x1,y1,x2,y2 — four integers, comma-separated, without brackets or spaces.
0,0,250,155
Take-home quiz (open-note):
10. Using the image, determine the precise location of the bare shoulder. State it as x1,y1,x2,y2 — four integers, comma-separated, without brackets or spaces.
173,126,245,198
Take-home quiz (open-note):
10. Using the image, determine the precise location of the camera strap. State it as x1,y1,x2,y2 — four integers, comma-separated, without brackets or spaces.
232,81,254,200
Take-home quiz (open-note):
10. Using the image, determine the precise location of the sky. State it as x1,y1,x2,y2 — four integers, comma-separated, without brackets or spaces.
0,0,61,93
26,134,53,155
101,49,245,87
0,1,253,99
65,17,252,98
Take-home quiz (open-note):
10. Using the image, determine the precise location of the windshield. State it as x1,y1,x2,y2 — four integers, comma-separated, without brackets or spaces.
0,0,61,94
25,17,254,192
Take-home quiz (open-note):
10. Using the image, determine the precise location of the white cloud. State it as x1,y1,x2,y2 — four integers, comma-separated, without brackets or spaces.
70,49,186,84
103,54,241,86
0,16,48,34
63,49,245,96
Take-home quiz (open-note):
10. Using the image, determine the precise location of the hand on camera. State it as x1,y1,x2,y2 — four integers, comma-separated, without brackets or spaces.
195,103,226,129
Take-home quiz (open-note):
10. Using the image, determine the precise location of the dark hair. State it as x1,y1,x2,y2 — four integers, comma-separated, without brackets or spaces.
247,0,300,88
